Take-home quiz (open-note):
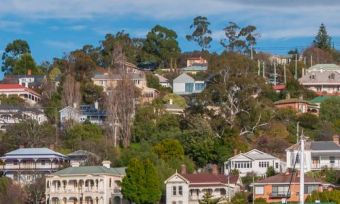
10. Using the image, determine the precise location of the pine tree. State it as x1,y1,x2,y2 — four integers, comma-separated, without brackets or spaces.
121,158,161,204
313,23,332,50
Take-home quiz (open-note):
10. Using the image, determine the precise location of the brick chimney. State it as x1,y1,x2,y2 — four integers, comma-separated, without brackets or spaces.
233,149,238,156
49,144,55,150
333,135,340,146
180,164,187,175
27,69,32,76
211,164,218,175
102,160,111,168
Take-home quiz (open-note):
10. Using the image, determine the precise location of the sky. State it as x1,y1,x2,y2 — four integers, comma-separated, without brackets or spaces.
1,0,340,66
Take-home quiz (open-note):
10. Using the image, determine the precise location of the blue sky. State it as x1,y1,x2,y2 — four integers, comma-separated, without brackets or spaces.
1,0,340,66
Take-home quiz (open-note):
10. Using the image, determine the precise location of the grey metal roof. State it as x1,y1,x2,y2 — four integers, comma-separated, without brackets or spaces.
299,70,340,84
307,64,340,72
52,166,126,176
1,148,66,160
0,105,44,114
244,149,277,160
173,73,195,83
92,73,144,81
310,141,340,151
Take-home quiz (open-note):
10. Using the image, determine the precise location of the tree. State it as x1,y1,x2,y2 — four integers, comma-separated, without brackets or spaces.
0,177,27,204
121,158,161,204
230,192,248,204
153,139,184,161
313,23,332,50
25,176,45,204
320,97,340,123
199,192,221,204
65,123,105,152
145,72,160,90
266,166,276,177
143,25,181,68
186,16,212,50
62,74,81,107
80,82,103,104
2,39,31,74
12,53,39,75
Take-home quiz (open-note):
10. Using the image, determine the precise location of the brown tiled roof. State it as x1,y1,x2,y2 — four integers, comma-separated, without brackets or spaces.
274,98,310,105
255,173,322,184
181,173,239,185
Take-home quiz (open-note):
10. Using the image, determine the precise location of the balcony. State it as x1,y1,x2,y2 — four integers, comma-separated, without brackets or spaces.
270,192,291,198
311,163,340,170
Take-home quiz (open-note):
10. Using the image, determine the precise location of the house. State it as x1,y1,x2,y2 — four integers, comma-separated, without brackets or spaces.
0,84,41,105
155,74,171,88
224,149,286,177
308,95,340,114
59,102,106,125
0,147,67,185
252,172,332,203
269,55,292,65
45,161,126,204
272,84,286,93
67,150,100,166
173,73,205,95
186,56,208,67
273,96,312,113
92,70,158,103
2,72,45,89
0,105,48,131
299,64,340,95
286,135,340,172
165,165,242,204
181,66,208,75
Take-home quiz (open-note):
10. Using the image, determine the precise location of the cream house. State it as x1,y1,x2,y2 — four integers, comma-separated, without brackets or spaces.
165,165,241,204
45,161,126,204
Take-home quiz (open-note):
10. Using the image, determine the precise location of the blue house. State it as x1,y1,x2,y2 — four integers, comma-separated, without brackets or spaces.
173,73,206,95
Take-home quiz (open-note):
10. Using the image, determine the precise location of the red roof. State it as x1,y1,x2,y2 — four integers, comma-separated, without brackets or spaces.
181,173,239,185
255,173,322,184
273,84,286,91
0,84,25,89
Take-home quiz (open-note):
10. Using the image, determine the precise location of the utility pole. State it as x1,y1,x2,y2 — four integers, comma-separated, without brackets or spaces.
284,64,287,84
294,54,298,80
252,176,255,204
251,44,254,60
300,131,305,204
310,55,313,67
228,175,231,202
257,60,261,76
274,62,277,86
296,122,300,144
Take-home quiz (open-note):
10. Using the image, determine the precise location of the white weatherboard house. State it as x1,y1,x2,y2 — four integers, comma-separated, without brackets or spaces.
164,165,242,204
0,148,67,184
45,161,126,204
224,149,286,177
286,135,340,172
172,73,205,95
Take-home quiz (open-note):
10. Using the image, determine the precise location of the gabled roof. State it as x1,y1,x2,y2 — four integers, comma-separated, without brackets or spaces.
228,149,278,161
300,70,340,84
253,173,322,184
155,74,169,83
51,166,126,176
173,73,195,83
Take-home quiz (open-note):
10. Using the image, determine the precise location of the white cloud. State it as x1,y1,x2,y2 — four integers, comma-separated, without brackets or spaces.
67,25,87,31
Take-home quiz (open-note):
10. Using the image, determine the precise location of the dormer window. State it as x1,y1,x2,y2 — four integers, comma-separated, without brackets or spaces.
329,73,335,80
310,74,316,80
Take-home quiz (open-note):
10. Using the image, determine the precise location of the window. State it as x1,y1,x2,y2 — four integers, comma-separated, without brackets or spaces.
178,201,183,204
272,185,289,196
178,186,183,195
194,83,205,91
13,161,18,165
305,185,318,194
255,186,264,195
172,186,177,196
185,83,194,93
41,160,46,165
330,156,335,164
172,202,176,204
275,162,279,169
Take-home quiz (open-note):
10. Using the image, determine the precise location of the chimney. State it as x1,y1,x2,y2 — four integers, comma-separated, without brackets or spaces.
73,103,77,108
49,144,55,150
332,135,340,146
169,99,173,105
233,149,238,156
94,101,99,110
27,69,32,76
211,164,218,175
180,164,187,175
102,160,111,168
70,161,80,167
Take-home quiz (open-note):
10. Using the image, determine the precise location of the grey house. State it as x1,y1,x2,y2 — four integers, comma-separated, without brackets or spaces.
172,73,205,95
